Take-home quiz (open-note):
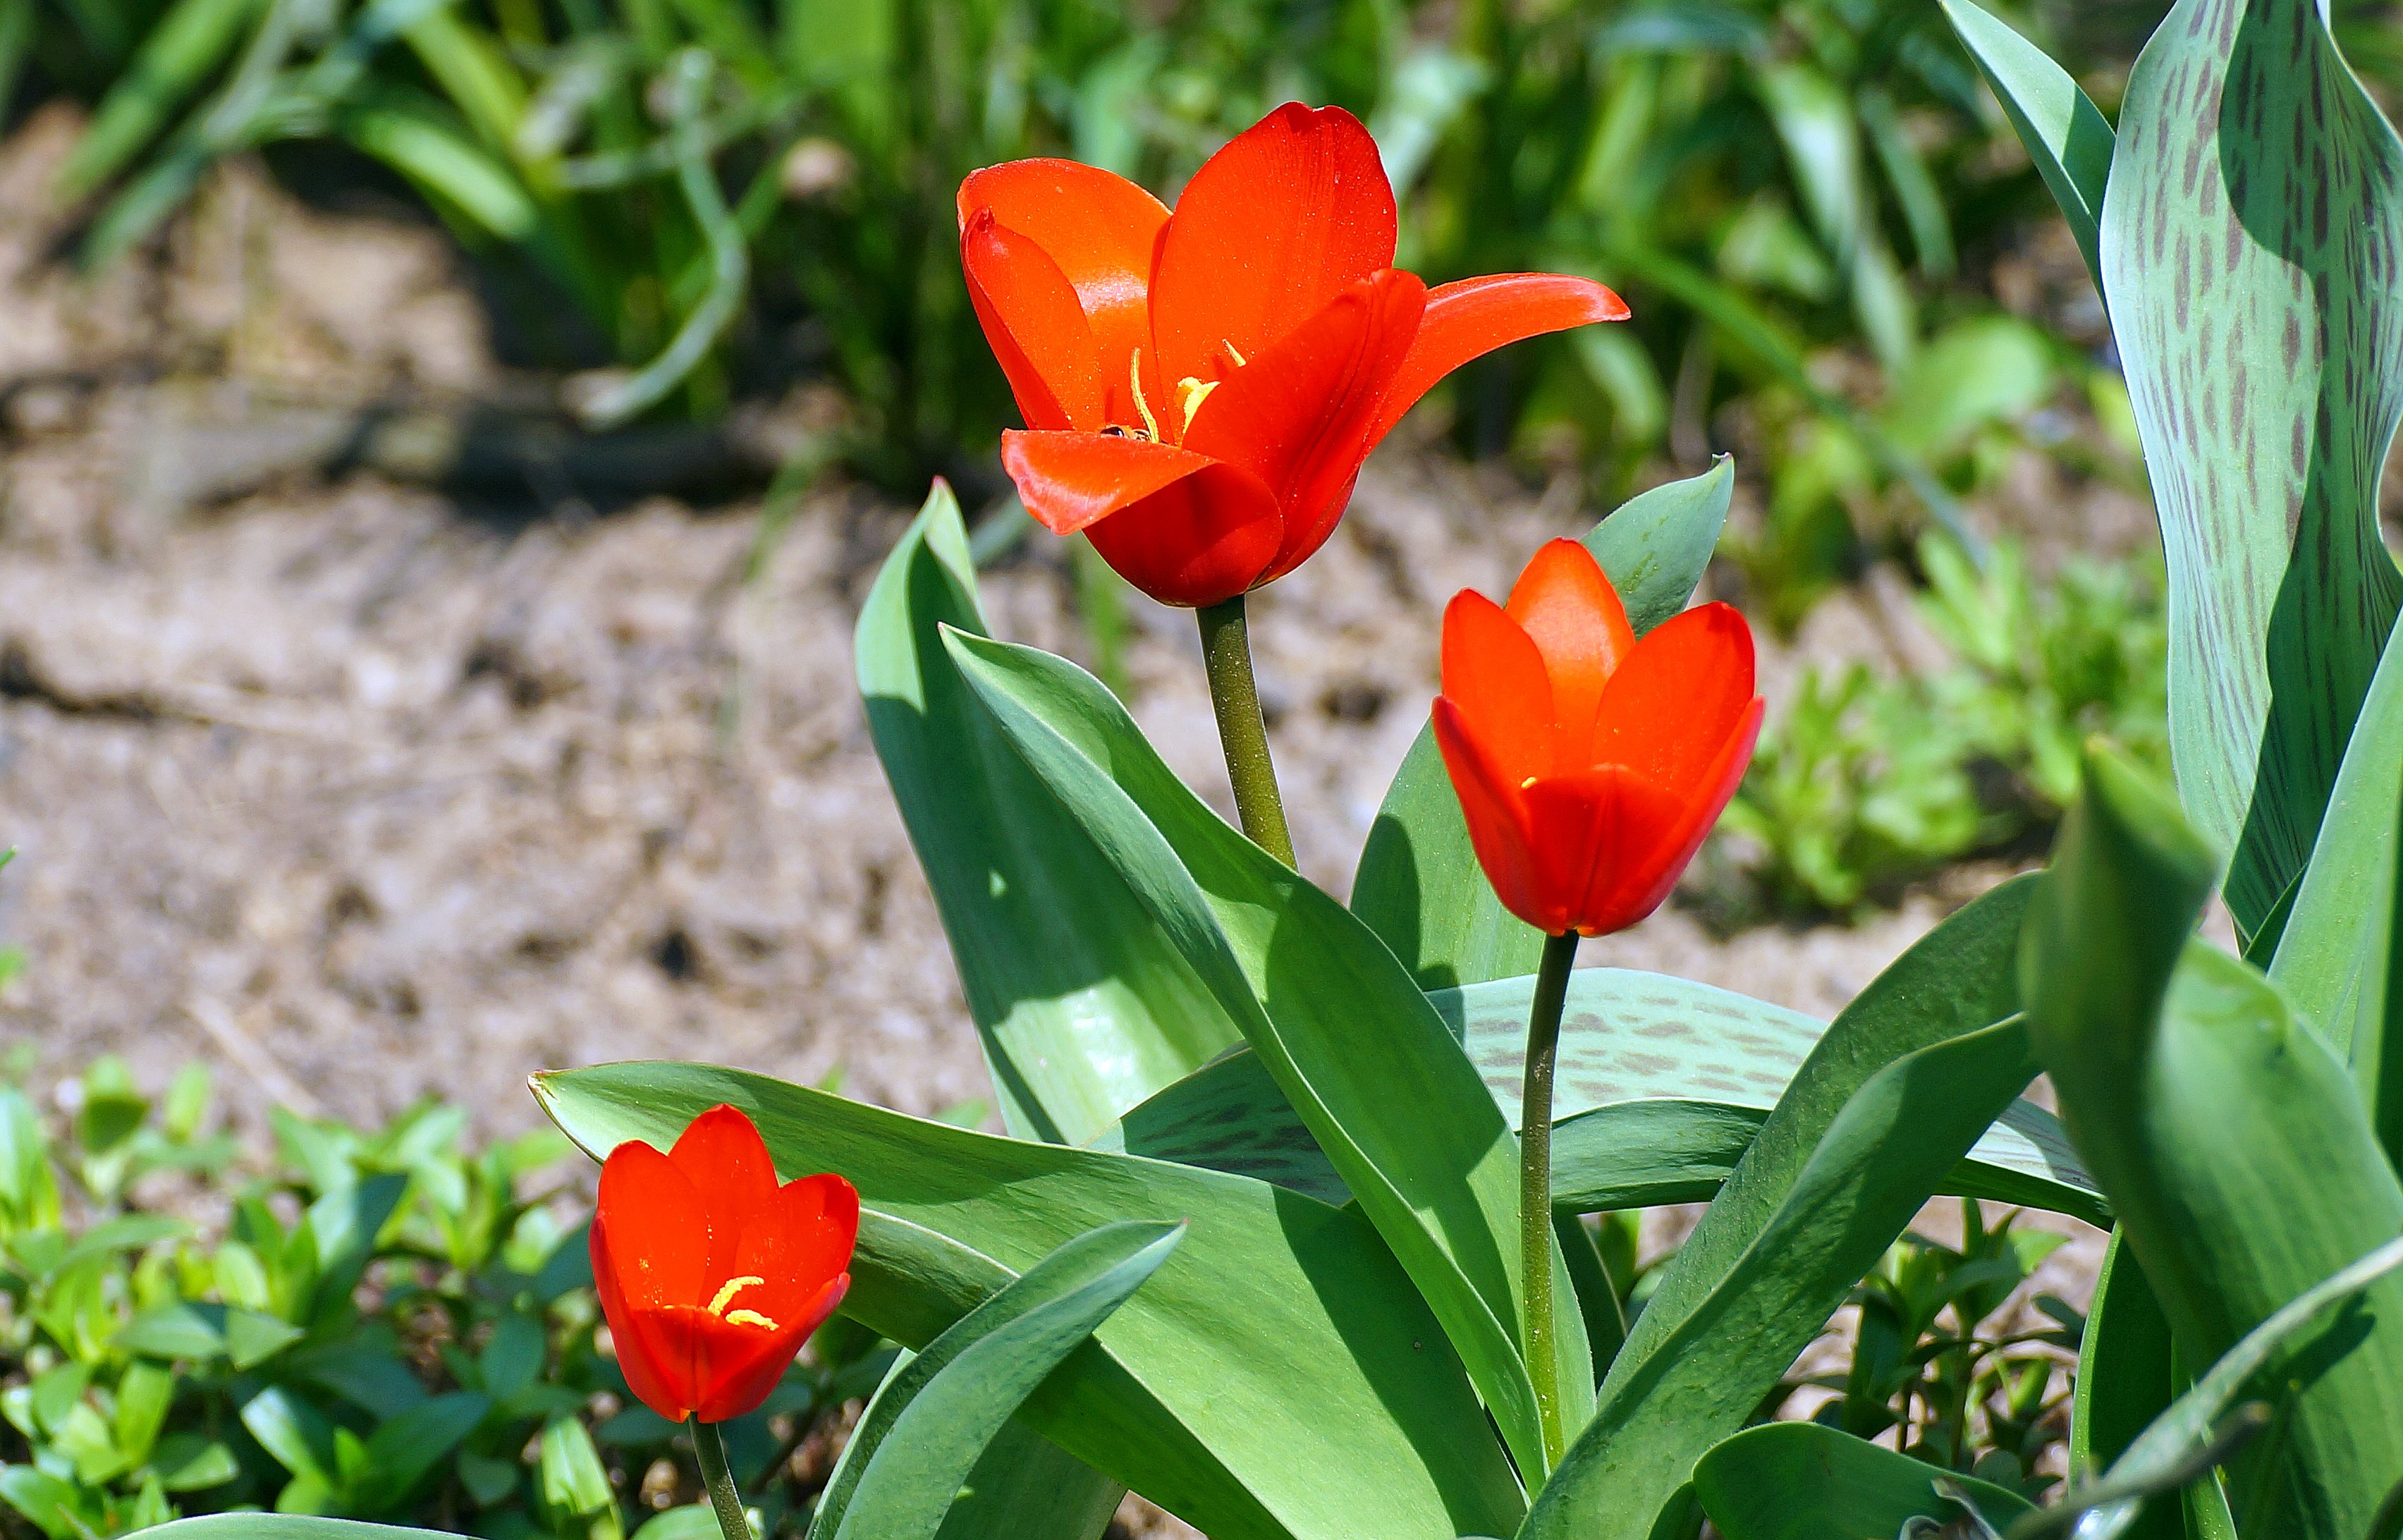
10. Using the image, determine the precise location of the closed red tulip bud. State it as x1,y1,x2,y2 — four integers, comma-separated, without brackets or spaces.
1434,540,1763,939
959,102,1628,608
590,1104,858,1424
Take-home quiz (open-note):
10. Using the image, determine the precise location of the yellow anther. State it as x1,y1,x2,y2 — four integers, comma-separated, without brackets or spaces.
723,1308,780,1330
1222,339,1247,368
1178,377,1219,434
706,1275,766,1316
1128,352,1162,442
1520,776,1539,790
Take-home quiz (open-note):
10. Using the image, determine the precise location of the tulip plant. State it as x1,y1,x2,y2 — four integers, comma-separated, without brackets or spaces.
118,0,2403,1528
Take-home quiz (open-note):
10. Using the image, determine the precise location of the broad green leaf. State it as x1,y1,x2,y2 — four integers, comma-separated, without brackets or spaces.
1350,458,1735,991
122,1519,450,1540
825,1222,1181,1540
536,1063,1526,1540
2025,750,2403,1538
2038,1235,2403,1540
1613,876,2035,1383
929,1422,1123,1540
1692,1422,2034,1539
2070,1239,2182,1540
1937,0,2113,287
2271,624,2403,1157
945,628,1576,1479
1522,1018,2041,1538
1097,967,2103,1226
858,482,1237,1145
2096,0,2403,934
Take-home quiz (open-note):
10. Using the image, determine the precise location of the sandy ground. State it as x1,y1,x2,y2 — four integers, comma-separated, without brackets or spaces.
0,106,2139,1534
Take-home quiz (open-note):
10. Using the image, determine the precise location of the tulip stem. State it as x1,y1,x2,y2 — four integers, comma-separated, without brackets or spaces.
1197,596,1297,867
1523,929,1579,1472
690,1417,751,1540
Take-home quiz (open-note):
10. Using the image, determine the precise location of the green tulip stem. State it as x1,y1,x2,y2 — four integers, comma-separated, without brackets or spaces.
1197,595,1297,867
692,1417,750,1540
1524,929,1579,1470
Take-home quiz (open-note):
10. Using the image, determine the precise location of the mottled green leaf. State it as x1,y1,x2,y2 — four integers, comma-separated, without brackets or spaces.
2097,0,2403,933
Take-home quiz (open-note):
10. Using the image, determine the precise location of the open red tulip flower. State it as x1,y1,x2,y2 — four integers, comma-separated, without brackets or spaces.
1435,540,1764,939
590,1104,858,1425
959,103,1629,608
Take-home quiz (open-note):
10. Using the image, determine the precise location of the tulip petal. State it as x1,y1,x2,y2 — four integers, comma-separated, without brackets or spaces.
1366,274,1630,447
671,1104,784,1285
1433,697,1555,934
963,210,1106,432
1521,767,1692,937
597,1139,709,1308
1149,103,1398,388
1591,602,1758,789
735,1173,860,1322
958,158,1168,414
1003,429,1225,536
1504,539,1636,764
1439,589,1555,791
1551,697,1762,935
590,1212,695,1423
1184,269,1422,570
1084,462,1285,608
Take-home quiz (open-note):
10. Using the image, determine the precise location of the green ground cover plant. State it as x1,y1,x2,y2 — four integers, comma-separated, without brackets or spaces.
0,1053,891,1540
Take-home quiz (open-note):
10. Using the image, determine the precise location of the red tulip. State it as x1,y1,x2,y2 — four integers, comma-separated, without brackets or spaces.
590,1104,858,1424
1434,540,1763,938
959,103,1629,608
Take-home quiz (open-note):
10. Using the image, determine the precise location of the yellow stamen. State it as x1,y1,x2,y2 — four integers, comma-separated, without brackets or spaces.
1129,352,1162,442
1521,776,1539,789
1222,339,1247,368
1178,377,1219,434
707,1275,765,1316
723,1308,780,1330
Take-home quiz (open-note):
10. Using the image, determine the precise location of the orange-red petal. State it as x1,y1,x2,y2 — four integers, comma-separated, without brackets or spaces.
590,1209,692,1422
670,1104,783,1288
596,1138,709,1309
1083,463,1285,608
1505,540,1635,766
1439,589,1555,791
733,1173,860,1323
1366,274,1629,446
1433,697,1551,932
962,209,1105,431
1002,430,1227,536
1555,697,1762,935
958,157,1168,407
1591,603,1757,789
1182,268,1423,564
1149,103,1398,388
1521,767,1692,936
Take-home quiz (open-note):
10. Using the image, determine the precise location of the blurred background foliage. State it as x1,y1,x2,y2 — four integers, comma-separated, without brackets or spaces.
4,0,2391,921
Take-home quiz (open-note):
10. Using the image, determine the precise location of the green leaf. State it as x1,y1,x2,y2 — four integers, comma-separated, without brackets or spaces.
120,1518,458,1540
1350,458,1735,991
2271,625,2403,1157
1937,0,2113,287
1097,967,2103,1226
946,628,1572,1479
342,108,539,241
2096,0,2403,934
1522,1018,2040,1539
1613,876,2035,1386
1692,1422,2034,1538
2025,750,2403,1538
2069,1239,2182,1540
857,482,1240,1145
54,0,259,197
535,1063,1526,1540
817,1222,1181,1540
2035,1236,2403,1540
536,1414,615,1527
930,1421,1124,1540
